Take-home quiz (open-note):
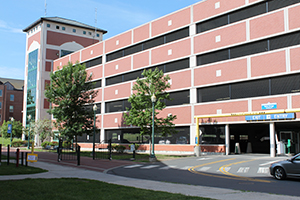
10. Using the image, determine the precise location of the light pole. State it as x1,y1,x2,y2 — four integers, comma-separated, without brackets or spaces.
10,117,14,147
27,115,31,149
92,104,97,160
150,94,156,161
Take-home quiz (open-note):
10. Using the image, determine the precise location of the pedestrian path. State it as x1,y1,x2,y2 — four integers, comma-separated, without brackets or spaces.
0,161,298,200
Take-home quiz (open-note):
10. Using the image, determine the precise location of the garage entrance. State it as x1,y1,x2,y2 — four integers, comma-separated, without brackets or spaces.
229,123,270,154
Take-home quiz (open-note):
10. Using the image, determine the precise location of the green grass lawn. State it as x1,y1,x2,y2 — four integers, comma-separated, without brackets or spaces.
0,178,211,200
0,162,47,175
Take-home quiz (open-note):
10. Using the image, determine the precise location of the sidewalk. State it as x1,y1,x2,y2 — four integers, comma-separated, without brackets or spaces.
0,149,299,200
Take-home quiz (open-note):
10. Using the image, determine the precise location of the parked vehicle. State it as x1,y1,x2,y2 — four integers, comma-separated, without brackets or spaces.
270,153,300,180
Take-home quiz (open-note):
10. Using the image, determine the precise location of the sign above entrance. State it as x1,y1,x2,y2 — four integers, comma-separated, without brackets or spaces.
261,102,277,110
245,113,295,121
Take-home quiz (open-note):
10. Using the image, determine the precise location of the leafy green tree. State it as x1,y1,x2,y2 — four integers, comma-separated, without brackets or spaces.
45,62,98,140
123,68,177,139
32,119,53,143
1,120,23,139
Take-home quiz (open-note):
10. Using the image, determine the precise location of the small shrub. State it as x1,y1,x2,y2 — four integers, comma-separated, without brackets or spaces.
62,141,71,149
115,145,126,153
110,143,117,151
12,141,26,147
50,141,58,147
41,141,51,148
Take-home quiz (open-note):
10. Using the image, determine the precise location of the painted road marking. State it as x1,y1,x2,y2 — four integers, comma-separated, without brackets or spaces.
197,158,212,161
257,167,269,174
124,164,143,169
180,166,194,170
159,165,176,170
259,160,282,166
218,159,271,183
237,167,250,173
197,167,211,171
141,165,160,169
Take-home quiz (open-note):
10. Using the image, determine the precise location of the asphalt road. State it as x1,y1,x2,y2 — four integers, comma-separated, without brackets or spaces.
107,154,300,197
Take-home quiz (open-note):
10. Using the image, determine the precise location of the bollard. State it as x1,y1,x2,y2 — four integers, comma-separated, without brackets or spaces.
16,148,19,167
21,152,24,166
7,145,10,165
108,139,112,160
25,152,28,167
0,144,2,165
77,145,80,166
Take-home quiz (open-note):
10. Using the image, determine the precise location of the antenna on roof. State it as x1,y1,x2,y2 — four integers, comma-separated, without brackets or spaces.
44,0,47,16
94,7,97,43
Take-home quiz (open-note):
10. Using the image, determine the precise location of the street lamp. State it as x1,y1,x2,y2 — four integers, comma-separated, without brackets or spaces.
92,104,97,160
150,94,157,161
10,117,14,147
27,115,31,149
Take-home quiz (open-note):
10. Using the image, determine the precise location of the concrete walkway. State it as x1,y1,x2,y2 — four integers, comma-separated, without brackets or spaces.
0,160,298,200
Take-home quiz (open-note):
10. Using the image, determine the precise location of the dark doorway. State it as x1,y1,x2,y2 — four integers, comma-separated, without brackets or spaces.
229,123,270,153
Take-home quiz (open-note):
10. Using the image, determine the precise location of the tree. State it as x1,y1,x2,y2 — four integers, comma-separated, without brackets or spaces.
45,62,98,140
1,120,23,139
123,68,177,139
32,119,53,143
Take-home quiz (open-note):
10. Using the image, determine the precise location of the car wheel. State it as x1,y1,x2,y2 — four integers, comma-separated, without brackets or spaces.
274,167,286,180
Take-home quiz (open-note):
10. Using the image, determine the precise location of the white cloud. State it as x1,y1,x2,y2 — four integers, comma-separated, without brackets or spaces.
0,19,23,34
0,66,24,80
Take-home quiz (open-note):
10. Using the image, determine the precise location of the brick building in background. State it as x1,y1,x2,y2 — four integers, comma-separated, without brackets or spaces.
0,78,24,126
26,0,300,156
22,17,107,144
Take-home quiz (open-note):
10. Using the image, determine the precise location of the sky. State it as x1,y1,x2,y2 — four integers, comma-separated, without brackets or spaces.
0,0,200,80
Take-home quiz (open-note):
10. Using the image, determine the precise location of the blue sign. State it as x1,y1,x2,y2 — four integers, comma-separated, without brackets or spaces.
261,103,277,110
245,113,295,121
7,124,12,134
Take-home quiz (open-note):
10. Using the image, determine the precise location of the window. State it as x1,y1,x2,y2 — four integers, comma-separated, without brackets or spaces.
84,103,101,114
269,31,300,51
10,94,14,101
61,50,73,57
9,106,13,112
231,79,269,99
197,49,229,66
106,27,189,63
230,40,268,59
106,58,190,86
83,31,86,34
271,74,300,95
83,57,102,68
196,0,300,34
229,2,266,23
105,126,190,144
97,34,100,37
166,90,190,106
198,85,230,103
0,89,2,97
73,29,76,33
197,73,300,103
268,0,300,12
197,15,228,33
62,27,66,31
89,32,92,35
47,24,50,28
0,102,2,109
89,79,102,89
197,31,300,66
106,75,123,86
56,25,59,29
200,125,225,144
105,99,131,113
